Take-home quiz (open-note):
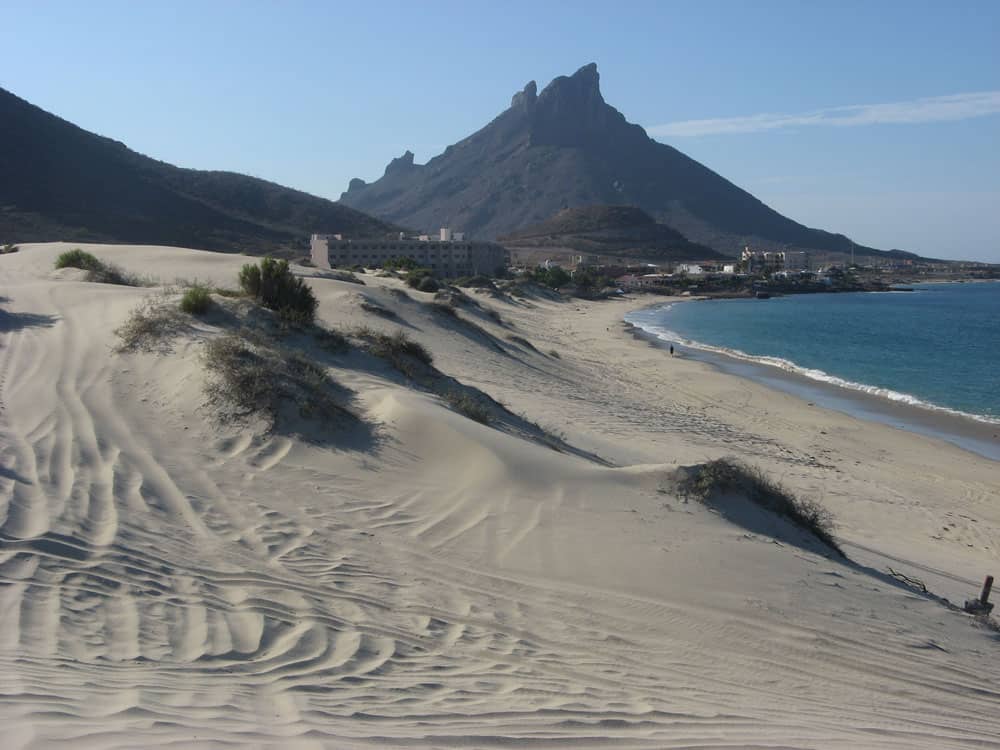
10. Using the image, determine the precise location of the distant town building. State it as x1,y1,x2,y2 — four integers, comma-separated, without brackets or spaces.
740,247,809,274
311,228,508,277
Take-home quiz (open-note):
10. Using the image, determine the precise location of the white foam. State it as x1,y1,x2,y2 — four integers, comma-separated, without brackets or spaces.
626,307,1000,427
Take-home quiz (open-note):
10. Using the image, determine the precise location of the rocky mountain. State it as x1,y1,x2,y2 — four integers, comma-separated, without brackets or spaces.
341,63,914,260
0,87,395,254
498,204,726,261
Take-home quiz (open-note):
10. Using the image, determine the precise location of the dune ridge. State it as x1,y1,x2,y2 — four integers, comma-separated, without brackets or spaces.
1,243,998,749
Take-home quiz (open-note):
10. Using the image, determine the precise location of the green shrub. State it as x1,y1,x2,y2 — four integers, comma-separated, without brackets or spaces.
383,256,419,271
180,285,212,315
417,275,440,293
239,257,318,323
55,248,148,286
55,249,102,272
445,391,491,424
677,458,842,555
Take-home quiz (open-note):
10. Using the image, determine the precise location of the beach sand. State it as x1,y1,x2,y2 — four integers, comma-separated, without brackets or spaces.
1,242,998,749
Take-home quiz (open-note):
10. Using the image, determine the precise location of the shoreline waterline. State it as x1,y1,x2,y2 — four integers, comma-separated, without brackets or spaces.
624,300,1000,462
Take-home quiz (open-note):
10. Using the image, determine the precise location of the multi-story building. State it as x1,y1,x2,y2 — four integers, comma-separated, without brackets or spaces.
311,228,508,277
740,247,809,274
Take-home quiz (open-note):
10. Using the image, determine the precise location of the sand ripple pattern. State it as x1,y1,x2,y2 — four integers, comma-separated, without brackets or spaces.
1,288,999,749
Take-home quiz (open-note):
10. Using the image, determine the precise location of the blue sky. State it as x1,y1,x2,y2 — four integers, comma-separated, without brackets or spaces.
2,0,998,261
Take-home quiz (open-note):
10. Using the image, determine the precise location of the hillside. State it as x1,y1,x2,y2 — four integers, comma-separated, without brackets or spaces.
340,63,922,261
499,204,727,261
0,87,395,253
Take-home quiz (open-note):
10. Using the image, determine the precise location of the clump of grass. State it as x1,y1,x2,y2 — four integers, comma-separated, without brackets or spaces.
55,248,148,286
445,391,491,424
179,285,212,315
677,457,842,555
431,302,458,318
114,298,186,353
355,327,433,377
213,287,243,298
548,349,561,359
238,257,318,324
360,300,398,319
387,288,411,302
1,243,18,255
202,329,353,432
313,326,350,354
506,334,537,352
486,308,503,324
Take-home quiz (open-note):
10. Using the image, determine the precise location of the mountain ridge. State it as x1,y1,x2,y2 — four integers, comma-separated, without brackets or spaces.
0,86,396,254
340,64,918,261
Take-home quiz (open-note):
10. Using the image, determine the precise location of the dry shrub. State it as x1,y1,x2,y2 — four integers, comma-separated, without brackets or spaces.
202,329,353,432
444,391,491,424
677,457,842,555
114,299,187,353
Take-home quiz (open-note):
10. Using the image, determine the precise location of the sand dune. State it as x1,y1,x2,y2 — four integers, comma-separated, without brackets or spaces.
1,243,998,749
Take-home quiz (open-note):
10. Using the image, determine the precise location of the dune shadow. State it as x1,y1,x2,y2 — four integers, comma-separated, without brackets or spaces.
0,306,59,333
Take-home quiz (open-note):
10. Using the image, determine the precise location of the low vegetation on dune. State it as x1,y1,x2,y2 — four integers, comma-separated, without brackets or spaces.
55,248,150,286
114,297,188,353
202,330,355,432
354,327,433,378
360,300,398,319
179,284,213,315
239,257,318,324
444,390,491,424
677,458,843,556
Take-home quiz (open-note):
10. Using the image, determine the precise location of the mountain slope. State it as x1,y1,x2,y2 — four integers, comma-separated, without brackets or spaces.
340,63,912,260
498,204,727,261
0,87,395,253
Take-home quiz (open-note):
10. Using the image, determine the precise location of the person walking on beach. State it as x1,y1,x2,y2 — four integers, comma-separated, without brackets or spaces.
669,344,675,356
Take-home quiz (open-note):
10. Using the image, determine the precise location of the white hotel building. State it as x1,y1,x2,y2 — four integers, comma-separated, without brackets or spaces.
311,228,509,277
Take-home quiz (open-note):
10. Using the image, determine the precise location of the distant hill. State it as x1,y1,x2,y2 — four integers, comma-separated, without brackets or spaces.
340,63,922,262
499,205,726,261
0,87,395,253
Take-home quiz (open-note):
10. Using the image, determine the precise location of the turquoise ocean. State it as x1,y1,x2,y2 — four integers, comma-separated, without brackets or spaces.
625,282,1000,455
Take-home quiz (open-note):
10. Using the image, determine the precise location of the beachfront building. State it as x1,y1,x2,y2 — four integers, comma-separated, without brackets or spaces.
740,247,809,275
311,228,509,277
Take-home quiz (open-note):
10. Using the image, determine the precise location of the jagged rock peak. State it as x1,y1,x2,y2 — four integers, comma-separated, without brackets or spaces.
539,62,602,101
384,150,415,176
510,80,537,110
346,177,367,193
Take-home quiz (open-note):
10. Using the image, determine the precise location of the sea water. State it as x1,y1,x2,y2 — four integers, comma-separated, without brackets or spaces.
625,283,1000,454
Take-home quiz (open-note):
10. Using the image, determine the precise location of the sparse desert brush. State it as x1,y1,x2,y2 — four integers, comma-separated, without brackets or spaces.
431,302,458,318
202,329,353,431
55,248,148,286
179,285,212,315
355,327,433,377
360,300,398,319
114,298,186,353
1,243,19,255
548,349,561,359
445,390,491,424
506,334,537,351
387,288,411,302
677,457,842,555
238,257,318,323
313,326,350,354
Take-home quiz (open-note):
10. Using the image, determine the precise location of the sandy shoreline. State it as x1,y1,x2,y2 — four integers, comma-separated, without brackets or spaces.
621,295,1000,460
2,243,999,749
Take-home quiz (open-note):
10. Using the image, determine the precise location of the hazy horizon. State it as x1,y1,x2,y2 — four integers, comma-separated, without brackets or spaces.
2,0,998,262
